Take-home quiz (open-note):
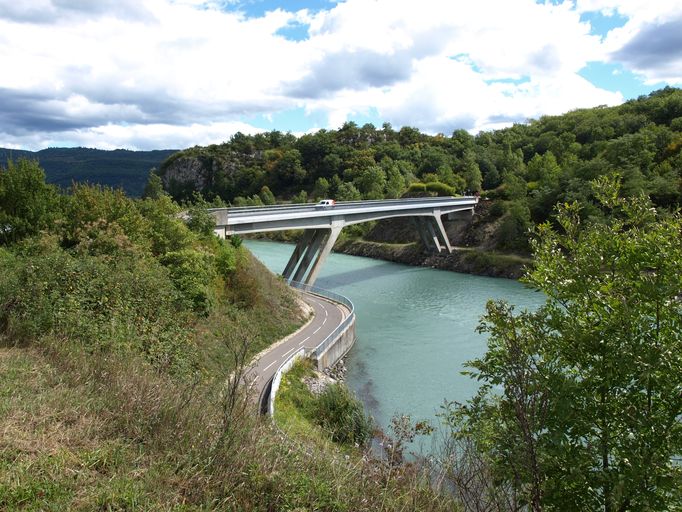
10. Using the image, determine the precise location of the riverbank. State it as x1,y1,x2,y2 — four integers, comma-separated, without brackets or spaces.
335,238,529,279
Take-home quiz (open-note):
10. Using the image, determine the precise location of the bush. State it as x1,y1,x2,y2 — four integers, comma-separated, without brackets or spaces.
314,383,373,446
425,181,456,196
159,249,216,314
487,200,507,219
407,182,427,194
215,240,237,277
0,239,195,375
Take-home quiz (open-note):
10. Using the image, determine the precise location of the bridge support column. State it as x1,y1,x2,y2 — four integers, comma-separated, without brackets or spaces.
432,209,452,253
282,229,316,281
412,217,436,251
412,215,452,254
292,229,327,283
424,217,444,252
305,224,343,285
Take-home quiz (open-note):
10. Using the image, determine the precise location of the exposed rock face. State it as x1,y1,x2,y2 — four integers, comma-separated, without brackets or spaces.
161,156,210,190
158,150,263,198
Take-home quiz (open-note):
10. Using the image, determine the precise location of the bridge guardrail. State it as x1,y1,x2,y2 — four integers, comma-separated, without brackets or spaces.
288,280,355,359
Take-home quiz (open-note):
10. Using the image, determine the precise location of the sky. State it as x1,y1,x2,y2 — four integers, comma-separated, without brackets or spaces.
1,0,681,151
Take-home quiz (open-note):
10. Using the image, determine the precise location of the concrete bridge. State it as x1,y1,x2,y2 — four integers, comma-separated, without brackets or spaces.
210,196,478,285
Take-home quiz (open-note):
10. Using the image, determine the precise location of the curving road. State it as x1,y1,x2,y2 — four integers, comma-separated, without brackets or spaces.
245,291,348,408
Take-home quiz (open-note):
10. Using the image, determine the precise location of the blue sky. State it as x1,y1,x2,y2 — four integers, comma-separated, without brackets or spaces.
0,0,681,150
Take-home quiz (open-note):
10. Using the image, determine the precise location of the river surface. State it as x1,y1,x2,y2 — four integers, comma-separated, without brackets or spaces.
245,240,543,444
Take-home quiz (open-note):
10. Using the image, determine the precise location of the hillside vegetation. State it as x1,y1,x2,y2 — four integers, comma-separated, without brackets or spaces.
158,87,682,253
0,147,176,197
0,159,456,510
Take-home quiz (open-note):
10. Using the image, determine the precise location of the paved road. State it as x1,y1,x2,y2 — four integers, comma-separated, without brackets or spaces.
245,291,348,407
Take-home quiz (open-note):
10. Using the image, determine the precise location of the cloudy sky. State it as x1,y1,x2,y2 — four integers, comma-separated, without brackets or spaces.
1,0,681,151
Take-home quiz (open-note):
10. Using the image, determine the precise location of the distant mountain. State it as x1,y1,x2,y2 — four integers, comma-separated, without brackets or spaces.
0,147,179,196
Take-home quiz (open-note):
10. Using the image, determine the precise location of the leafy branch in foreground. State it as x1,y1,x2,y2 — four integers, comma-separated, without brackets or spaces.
445,175,682,511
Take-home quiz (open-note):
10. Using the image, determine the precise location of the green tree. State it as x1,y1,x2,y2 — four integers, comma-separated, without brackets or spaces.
290,190,308,204
0,159,61,245
259,185,276,205
185,193,216,237
335,182,362,202
311,177,330,200
142,170,166,199
462,149,483,192
384,163,406,199
449,176,682,510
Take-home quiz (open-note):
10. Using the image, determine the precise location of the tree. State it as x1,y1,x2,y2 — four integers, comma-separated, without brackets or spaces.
0,159,61,245
311,177,330,200
258,185,276,205
448,175,682,510
462,149,483,192
335,182,362,202
142,170,166,199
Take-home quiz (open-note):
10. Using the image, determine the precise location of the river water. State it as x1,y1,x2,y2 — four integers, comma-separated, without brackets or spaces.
245,240,543,442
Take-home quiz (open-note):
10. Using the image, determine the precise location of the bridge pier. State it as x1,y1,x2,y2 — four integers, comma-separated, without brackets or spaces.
284,223,344,285
412,214,452,253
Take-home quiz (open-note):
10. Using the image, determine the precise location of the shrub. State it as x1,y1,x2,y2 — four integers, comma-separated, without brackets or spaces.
487,200,507,219
159,249,216,314
314,383,373,446
407,182,427,194
425,181,455,196
215,241,237,277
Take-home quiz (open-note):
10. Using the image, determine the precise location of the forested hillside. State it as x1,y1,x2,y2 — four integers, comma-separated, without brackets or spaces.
159,87,682,251
0,147,176,196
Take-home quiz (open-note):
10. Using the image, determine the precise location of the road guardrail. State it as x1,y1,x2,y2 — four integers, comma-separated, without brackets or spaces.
288,280,355,359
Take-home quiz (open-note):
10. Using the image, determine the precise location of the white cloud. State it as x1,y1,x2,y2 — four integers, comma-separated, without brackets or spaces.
0,0,679,150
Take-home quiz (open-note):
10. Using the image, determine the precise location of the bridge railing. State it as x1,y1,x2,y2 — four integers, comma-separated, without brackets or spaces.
288,280,355,358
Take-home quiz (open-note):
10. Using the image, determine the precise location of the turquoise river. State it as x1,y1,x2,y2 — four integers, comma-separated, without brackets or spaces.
246,240,544,445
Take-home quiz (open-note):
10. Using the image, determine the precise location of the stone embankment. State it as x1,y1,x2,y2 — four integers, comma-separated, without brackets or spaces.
302,356,348,396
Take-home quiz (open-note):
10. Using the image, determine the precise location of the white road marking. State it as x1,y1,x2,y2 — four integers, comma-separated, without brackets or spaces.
322,317,327,326
313,326,321,334
282,346,297,358
262,360,277,372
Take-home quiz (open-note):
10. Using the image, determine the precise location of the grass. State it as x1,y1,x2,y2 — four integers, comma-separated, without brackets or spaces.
273,359,337,449
0,344,460,510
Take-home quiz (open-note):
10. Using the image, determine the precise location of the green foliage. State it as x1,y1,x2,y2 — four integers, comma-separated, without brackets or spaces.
407,182,427,194
259,185,276,205
159,248,215,314
495,200,531,252
0,159,61,245
335,181,362,201
449,176,682,510
215,239,237,277
314,383,374,446
291,189,308,204
142,171,166,199
462,149,483,192
0,240,195,375
184,192,217,236
425,181,456,196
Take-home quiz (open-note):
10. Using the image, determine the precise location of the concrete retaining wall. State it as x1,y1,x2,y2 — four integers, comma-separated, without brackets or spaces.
313,315,356,370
